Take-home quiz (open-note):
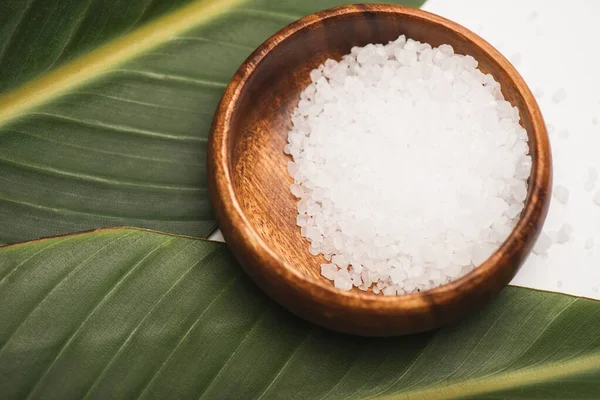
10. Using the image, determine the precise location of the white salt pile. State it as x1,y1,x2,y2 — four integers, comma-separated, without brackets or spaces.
285,36,531,295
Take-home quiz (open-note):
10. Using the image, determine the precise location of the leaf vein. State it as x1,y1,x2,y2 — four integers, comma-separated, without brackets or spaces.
82,243,219,399
27,112,206,143
0,0,36,64
23,236,171,399
135,272,243,399
0,155,203,191
197,308,270,399
0,128,201,166
255,328,315,400
112,69,228,88
0,231,127,355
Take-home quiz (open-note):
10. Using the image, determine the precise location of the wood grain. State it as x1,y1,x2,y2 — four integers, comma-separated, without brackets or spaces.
208,4,552,336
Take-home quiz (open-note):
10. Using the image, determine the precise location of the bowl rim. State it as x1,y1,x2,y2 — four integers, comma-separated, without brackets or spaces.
209,4,551,312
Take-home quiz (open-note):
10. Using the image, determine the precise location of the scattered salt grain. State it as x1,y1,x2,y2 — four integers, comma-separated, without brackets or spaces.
552,88,567,103
286,37,530,294
584,167,597,192
584,237,595,250
558,129,569,139
553,184,569,204
557,280,563,288
527,11,539,21
555,224,572,244
594,190,600,206
533,232,552,255
509,53,522,67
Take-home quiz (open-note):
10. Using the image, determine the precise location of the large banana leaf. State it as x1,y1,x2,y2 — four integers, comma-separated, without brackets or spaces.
0,0,424,245
0,228,598,399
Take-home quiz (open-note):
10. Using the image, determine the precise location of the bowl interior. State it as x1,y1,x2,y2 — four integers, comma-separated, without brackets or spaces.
226,9,538,294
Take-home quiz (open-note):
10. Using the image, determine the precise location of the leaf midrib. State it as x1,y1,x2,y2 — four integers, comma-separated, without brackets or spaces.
379,351,600,400
0,0,248,127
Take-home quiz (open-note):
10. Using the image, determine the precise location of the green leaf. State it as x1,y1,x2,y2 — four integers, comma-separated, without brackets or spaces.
0,0,424,245
1,228,599,399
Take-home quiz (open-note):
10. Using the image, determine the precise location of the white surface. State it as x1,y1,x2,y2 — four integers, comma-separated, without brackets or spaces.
210,0,600,299
422,0,600,299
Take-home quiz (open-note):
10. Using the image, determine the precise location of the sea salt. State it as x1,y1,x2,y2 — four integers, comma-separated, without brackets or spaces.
558,129,569,139
584,167,597,192
553,185,569,204
509,53,522,67
286,37,530,294
321,264,338,280
594,190,600,206
555,224,572,244
533,232,553,255
552,88,567,103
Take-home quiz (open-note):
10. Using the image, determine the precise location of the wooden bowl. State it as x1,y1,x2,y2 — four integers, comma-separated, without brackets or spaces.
208,4,551,336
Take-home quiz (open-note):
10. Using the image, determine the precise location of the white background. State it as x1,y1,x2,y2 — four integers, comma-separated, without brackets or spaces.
211,0,600,300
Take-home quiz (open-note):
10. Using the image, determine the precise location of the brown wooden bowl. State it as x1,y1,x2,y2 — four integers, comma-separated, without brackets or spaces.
208,4,551,336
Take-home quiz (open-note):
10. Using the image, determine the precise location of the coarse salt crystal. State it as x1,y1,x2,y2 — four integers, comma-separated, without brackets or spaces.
533,87,544,98
558,129,569,139
395,48,417,66
594,190,600,206
321,263,338,280
584,167,598,192
555,224,572,244
290,184,303,198
553,185,569,204
552,88,567,103
509,53,522,67
584,181,596,192
533,232,553,255
334,269,352,291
